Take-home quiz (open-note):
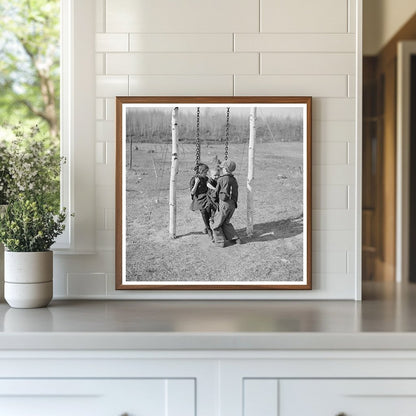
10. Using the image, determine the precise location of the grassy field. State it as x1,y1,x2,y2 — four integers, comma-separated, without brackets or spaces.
125,141,304,282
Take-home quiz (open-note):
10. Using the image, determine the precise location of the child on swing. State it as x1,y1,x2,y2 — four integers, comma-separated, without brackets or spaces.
211,159,241,247
190,163,214,238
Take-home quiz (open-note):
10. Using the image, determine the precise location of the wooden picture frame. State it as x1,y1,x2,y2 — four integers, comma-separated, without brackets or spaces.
116,96,312,290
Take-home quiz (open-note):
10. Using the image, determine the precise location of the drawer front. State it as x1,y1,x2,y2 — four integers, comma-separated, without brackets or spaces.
0,379,195,416
280,379,416,416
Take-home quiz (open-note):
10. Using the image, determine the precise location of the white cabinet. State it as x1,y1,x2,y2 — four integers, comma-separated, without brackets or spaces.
280,380,416,416
1,350,416,415
0,379,195,416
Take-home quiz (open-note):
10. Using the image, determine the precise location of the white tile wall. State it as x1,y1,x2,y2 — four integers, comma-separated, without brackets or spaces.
106,53,259,75
106,0,259,33
261,53,355,75
235,75,348,97
130,34,234,52
261,0,348,33
235,34,356,53
129,75,234,96
60,0,360,299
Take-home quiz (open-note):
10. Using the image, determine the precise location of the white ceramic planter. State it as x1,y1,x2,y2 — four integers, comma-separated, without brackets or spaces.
4,251,53,308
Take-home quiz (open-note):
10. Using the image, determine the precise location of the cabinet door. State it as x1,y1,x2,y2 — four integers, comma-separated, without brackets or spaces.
281,380,416,416
0,379,195,416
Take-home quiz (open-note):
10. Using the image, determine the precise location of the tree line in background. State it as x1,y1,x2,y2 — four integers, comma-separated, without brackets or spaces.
126,109,303,144
0,0,60,210
0,0,60,140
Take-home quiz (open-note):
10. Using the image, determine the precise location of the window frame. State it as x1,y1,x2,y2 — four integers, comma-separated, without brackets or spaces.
53,0,96,253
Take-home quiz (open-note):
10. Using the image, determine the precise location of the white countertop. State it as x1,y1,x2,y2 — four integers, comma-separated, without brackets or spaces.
1,282,416,350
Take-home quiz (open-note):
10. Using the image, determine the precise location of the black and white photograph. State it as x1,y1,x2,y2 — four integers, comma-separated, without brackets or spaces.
116,97,311,290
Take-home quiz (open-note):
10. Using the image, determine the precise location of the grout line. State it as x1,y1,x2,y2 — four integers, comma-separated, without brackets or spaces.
233,74,236,96
259,0,262,32
347,141,350,164
347,185,350,210
103,0,106,32
259,53,262,75
347,0,351,33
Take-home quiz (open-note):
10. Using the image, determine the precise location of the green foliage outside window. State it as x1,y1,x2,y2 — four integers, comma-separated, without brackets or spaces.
0,0,61,209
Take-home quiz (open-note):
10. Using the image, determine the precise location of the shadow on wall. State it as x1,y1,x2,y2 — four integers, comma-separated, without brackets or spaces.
237,214,303,243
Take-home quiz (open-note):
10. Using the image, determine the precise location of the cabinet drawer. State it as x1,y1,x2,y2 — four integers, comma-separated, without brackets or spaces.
0,379,195,416
280,380,416,416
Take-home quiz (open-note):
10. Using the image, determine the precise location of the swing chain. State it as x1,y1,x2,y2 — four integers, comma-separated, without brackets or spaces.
224,107,230,161
195,107,201,169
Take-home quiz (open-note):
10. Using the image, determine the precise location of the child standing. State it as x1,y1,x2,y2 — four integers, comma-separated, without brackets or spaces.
211,160,241,247
206,167,220,224
190,163,212,238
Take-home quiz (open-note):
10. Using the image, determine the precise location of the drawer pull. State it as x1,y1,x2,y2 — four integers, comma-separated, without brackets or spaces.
336,413,347,416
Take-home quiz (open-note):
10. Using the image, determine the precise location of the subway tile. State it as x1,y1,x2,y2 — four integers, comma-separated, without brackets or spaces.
261,53,355,75
348,141,356,165
235,75,347,97
96,75,128,97
96,120,116,142
96,230,116,251
130,34,233,52
96,0,105,32
96,34,129,52
106,142,116,165
96,53,105,75
349,0,357,34
348,75,356,97
105,208,116,230
96,186,115,209
52,272,67,297
96,142,106,164
107,53,259,75
67,273,107,296
129,75,233,96
235,34,356,53
313,142,348,165
106,98,116,121
106,0,259,33
96,207,106,230
261,0,348,33
347,250,356,274
312,98,355,121
313,230,355,251
312,251,348,274
313,165,355,185
96,164,115,186
313,185,348,209
313,120,355,142
96,98,105,120
312,210,355,230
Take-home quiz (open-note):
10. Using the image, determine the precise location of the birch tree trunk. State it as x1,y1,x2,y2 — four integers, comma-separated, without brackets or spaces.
247,107,257,237
169,107,179,239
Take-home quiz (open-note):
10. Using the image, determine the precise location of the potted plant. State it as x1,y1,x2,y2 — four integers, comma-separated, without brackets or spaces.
0,138,13,300
0,197,66,308
0,124,65,308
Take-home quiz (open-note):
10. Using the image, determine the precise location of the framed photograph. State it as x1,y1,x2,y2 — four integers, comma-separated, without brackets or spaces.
116,96,312,290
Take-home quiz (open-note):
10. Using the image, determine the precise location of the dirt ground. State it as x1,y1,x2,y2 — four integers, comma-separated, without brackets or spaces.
125,141,304,282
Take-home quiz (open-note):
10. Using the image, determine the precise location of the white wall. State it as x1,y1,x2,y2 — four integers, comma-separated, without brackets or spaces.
53,0,360,300
364,0,416,55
